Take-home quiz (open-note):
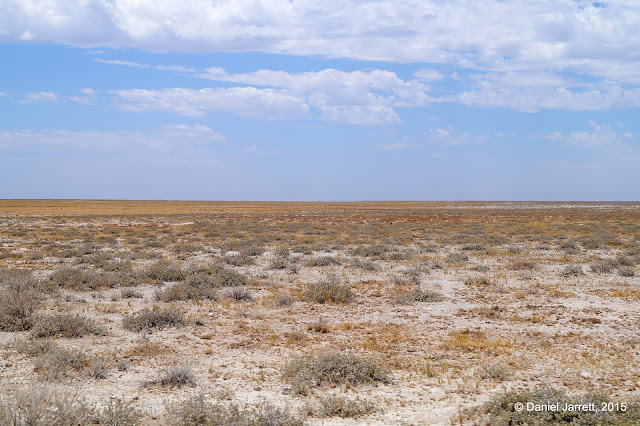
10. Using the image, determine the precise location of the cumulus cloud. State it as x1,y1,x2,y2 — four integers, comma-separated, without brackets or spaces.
546,120,634,148
111,87,309,120
451,71,640,112
22,91,58,103
195,67,431,124
2,1,640,83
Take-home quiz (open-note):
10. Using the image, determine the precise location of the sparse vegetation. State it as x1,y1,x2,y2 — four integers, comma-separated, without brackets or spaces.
122,307,184,332
0,271,41,331
283,353,390,395
30,314,107,338
302,275,354,304
459,388,640,425
166,393,304,426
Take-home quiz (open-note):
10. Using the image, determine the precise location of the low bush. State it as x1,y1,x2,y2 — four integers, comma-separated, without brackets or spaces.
0,272,41,331
143,260,186,283
394,288,445,304
302,276,354,304
618,267,635,277
590,261,614,274
231,288,253,302
148,365,195,388
0,385,141,425
166,393,304,426
46,267,117,291
317,396,376,418
33,344,90,380
283,353,390,395
122,308,184,332
223,254,254,266
306,256,340,267
458,388,640,425
30,314,106,338
560,265,583,277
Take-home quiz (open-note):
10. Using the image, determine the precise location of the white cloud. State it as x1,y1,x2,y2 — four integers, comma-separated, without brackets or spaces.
427,126,487,145
3,1,640,85
111,87,309,120
22,91,58,103
195,67,431,124
0,124,225,154
93,59,150,68
449,71,640,112
413,69,443,82
546,121,633,148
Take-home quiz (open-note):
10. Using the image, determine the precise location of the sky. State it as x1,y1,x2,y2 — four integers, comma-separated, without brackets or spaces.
1,0,640,201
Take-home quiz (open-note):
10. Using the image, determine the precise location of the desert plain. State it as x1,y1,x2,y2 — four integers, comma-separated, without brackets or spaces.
1,200,640,425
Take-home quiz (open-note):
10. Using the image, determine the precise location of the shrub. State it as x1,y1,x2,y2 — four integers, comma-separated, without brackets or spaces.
283,353,390,395
274,247,290,258
458,388,640,425
196,263,247,287
121,288,143,298
317,396,376,418
166,393,304,426
510,259,537,270
33,344,90,380
149,365,195,388
273,294,292,307
223,254,254,266
477,362,511,381
46,267,117,291
394,289,445,304
86,355,110,379
302,276,354,304
240,245,265,257
123,308,184,332
0,272,41,331
30,314,106,338
231,288,253,302
0,385,141,425
590,261,614,274
143,260,186,283
618,267,635,277
462,243,485,251
464,276,491,286
156,276,218,302
306,256,340,267
269,259,289,270
350,259,376,271
560,265,583,277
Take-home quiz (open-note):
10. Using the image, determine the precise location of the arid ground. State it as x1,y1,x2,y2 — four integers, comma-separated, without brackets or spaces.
1,200,640,425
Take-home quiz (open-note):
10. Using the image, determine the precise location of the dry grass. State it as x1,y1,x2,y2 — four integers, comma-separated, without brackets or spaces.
1,200,639,424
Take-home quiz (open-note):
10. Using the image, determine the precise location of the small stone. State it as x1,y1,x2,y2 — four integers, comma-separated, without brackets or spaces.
282,386,292,395
580,371,592,379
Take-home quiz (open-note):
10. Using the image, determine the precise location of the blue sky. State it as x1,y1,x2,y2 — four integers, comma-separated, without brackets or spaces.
1,1,640,200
